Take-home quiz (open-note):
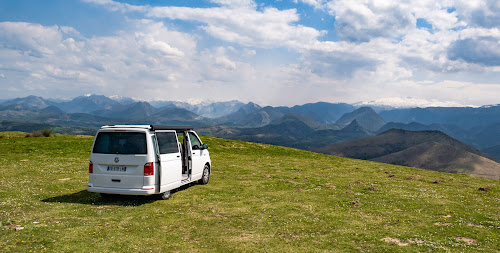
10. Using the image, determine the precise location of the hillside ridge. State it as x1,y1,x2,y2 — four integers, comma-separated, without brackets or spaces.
314,129,500,179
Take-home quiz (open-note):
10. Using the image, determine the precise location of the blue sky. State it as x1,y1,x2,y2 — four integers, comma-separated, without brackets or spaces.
0,0,499,107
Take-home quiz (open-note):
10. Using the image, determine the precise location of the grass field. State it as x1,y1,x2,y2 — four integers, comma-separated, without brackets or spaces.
0,132,499,252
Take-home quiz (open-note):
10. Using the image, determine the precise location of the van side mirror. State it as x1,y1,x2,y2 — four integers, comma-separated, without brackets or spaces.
202,143,208,149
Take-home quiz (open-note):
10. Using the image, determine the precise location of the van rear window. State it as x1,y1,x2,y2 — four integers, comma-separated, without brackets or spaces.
93,132,147,154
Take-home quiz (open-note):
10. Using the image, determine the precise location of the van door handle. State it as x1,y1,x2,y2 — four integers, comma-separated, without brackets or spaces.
177,155,180,158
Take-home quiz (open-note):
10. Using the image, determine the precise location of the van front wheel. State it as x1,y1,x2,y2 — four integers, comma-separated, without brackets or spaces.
160,190,171,200
200,165,210,185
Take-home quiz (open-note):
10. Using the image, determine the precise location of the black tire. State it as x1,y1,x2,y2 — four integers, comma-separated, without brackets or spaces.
160,190,171,200
199,164,210,185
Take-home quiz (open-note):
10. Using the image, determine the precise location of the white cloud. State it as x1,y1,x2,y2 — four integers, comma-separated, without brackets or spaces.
0,22,62,57
90,0,326,50
82,0,147,13
0,20,199,98
209,0,256,8
448,35,500,66
455,0,500,28
1,0,499,106
386,80,500,106
295,0,327,9
0,20,264,102
326,0,415,42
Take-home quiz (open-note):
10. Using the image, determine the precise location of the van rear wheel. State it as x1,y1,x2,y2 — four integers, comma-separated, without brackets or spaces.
200,164,210,185
160,190,171,200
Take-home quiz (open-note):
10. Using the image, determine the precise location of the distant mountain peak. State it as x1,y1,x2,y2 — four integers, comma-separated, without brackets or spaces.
0,95,55,110
340,119,371,134
344,119,360,127
336,107,386,132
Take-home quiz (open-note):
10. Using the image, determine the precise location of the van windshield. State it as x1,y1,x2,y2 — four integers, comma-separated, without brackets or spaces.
93,132,147,154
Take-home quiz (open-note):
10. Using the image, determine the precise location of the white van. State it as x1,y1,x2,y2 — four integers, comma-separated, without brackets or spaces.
87,125,211,199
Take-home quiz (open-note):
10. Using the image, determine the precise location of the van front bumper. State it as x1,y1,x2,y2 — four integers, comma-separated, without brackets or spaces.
87,184,157,195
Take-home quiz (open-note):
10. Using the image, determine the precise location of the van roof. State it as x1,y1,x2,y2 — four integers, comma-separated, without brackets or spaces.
100,125,194,131
150,125,194,131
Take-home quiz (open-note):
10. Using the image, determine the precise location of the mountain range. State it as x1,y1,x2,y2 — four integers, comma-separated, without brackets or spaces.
313,129,500,179
1,94,499,178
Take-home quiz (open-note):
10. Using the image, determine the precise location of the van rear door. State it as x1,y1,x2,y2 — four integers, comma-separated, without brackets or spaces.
90,131,150,189
155,130,182,192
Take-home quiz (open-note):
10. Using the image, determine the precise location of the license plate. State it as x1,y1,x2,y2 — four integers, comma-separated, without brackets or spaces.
107,166,126,172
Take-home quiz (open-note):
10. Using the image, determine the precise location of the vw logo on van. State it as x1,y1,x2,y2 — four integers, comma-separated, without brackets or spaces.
114,157,119,163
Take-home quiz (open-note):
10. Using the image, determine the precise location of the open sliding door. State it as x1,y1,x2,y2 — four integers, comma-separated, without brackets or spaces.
155,130,182,193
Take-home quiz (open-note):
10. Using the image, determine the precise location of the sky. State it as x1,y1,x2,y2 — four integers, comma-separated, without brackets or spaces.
0,0,499,107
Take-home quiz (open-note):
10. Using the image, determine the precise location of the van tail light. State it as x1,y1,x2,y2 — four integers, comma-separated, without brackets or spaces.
89,161,93,173
144,162,154,176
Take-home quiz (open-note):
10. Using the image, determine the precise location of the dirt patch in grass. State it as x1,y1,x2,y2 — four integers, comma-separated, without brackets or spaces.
325,183,336,189
381,237,424,246
433,222,452,226
466,222,484,228
3,224,24,231
456,237,476,245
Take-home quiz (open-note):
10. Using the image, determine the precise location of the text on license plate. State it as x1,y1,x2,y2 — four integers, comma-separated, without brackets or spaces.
107,166,126,172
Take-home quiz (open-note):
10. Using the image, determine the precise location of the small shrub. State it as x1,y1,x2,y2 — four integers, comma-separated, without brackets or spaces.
25,131,43,138
25,129,53,138
41,129,53,137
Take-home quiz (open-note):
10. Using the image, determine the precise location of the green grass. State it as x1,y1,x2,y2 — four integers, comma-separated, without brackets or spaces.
0,131,499,252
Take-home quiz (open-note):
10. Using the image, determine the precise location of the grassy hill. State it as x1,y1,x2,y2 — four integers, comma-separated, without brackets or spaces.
314,129,500,179
0,132,499,252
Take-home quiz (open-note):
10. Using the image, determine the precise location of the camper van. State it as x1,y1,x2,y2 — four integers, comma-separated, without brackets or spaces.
87,125,211,199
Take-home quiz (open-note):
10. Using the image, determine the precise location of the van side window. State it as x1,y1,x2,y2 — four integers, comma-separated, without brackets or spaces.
156,132,180,154
93,132,147,154
188,132,202,149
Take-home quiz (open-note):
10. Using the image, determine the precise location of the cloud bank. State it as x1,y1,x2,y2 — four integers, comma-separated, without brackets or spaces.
0,0,499,106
